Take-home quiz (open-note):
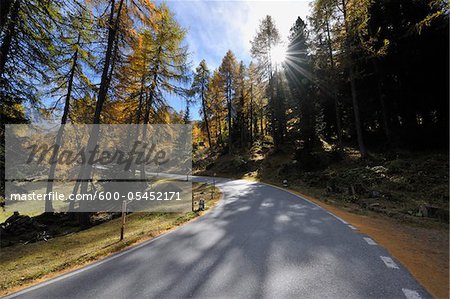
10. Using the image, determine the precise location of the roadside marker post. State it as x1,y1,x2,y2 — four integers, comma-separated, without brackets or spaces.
186,167,191,181
211,173,216,199
120,200,127,241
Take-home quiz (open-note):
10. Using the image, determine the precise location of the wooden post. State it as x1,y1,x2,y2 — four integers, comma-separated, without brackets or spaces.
199,198,205,211
211,173,216,199
120,200,127,241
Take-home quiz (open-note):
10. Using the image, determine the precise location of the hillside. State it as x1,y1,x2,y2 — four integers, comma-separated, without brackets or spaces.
195,141,449,227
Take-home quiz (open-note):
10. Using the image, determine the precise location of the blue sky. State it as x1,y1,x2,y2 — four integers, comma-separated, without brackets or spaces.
162,0,312,120
39,1,311,123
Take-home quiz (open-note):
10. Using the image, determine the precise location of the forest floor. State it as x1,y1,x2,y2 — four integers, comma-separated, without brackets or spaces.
194,142,449,298
0,182,221,296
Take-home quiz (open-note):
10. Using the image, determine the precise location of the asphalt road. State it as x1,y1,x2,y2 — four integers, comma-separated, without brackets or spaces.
6,177,430,299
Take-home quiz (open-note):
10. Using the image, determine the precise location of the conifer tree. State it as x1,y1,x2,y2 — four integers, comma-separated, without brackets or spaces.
218,50,238,152
191,60,212,147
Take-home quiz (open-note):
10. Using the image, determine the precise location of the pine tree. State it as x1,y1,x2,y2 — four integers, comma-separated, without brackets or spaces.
286,17,318,153
340,0,367,158
250,16,284,148
309,0,344,149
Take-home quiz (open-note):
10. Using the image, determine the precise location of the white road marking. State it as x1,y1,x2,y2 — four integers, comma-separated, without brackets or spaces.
402,288,422,299
363,237,377,245
261,182,354,227
334,216,348,224
348,225,357,230
380,256,399,269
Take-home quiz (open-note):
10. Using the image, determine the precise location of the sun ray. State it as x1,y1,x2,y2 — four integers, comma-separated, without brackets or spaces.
271,44,287,65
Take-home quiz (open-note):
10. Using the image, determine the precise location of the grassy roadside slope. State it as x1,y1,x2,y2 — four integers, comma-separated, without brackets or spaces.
0,182,221,296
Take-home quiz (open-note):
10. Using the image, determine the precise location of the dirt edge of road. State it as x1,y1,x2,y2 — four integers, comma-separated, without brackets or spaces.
279,185,449,299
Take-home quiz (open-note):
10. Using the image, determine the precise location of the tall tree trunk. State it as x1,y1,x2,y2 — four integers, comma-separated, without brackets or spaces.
217,116,224,147
260,108,264,138
92,0,123,124
249,83,253,145
226,75,232,153
78,0,124,227
0,0,20,78
372,59,391,142
268,74,277,148
214,118,219,145
140,49,160,180
130,77,145,178
46,35,80,213
140,91,154,180
341,0,367,158
349,67,367,158
325,17,343,150
275,72,286,145
239,86,245,148
201,80,212,148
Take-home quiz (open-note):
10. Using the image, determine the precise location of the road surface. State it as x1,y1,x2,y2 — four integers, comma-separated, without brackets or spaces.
6,177,429,299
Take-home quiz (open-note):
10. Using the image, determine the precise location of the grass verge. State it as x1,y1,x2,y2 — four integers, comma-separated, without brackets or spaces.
0,182,221,296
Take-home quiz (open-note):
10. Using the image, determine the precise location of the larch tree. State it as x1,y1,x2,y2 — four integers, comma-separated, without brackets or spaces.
0,0,62,95
140,4,189,127
207,70,226,147
44,1,97,212
218,50,238,153
76,0,156,226
247,62,266,141
0,0,63,200
118,4,190,179
191,60,212,148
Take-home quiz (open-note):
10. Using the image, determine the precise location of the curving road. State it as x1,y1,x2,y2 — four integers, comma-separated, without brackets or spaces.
6,177,429,299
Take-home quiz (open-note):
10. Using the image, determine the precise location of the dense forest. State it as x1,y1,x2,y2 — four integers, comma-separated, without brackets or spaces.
0,0,448,218
189,0,448,157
